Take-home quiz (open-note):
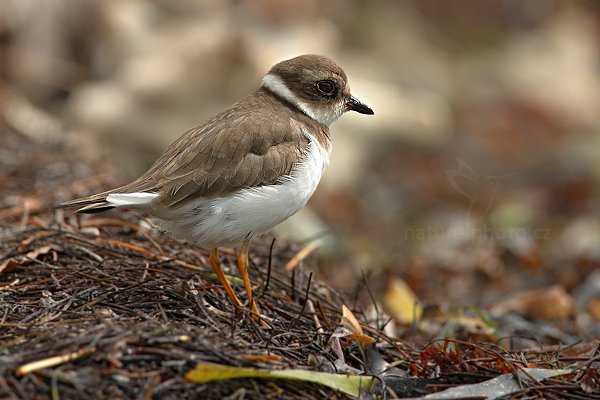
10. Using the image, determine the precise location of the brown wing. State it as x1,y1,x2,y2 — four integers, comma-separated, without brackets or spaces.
119,97,310,209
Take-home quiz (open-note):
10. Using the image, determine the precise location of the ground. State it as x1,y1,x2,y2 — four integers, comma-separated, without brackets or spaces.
1,127,598,399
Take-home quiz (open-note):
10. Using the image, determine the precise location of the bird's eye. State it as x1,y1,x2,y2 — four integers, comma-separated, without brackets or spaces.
316,80,336,96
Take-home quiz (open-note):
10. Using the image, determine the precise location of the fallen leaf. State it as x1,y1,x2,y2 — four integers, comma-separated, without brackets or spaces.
424,368,572,399
1,245,62,273
432,313,496,341
345,333,377,345
579,367,599,394
330,305,376,345
341,304,363,335
384,278,422,324
185,363,375,399
25,245,59,260
0,259,20,273
587,298,600,322
556,341,599,360
491,285,574,320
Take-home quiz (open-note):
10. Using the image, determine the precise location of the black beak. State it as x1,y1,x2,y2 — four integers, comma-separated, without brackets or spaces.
346,96,374,115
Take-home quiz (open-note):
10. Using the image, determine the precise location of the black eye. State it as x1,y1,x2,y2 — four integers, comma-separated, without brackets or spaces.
316,80,336,96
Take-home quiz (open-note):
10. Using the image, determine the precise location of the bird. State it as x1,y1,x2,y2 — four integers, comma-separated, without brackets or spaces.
60,54,374,316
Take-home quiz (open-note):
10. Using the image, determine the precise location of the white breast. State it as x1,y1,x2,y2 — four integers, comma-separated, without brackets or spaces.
150,136,330,247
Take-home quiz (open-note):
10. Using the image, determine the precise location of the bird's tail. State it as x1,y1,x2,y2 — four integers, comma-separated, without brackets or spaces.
58,190,159,214
58,191,117,214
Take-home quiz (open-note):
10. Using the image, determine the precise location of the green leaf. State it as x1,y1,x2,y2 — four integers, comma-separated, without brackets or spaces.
185,363,376,399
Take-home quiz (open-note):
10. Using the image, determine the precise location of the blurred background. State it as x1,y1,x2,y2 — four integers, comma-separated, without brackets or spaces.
2,0,600,323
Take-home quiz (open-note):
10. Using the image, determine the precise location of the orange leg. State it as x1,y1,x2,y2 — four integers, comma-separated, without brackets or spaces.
209,247,242,308
237,239,261,316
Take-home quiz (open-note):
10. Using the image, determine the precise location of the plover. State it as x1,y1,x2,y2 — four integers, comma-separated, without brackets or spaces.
61,54,374,315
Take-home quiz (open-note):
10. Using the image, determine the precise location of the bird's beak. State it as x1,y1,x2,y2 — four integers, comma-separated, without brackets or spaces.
346,95,374,115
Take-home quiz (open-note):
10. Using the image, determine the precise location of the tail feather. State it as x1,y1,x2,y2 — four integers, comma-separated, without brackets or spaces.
75,202,115,214
58,191,116,214
59,190,158,214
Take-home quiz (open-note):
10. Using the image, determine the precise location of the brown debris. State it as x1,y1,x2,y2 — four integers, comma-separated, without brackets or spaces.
1,128,599,398
491,285,576,320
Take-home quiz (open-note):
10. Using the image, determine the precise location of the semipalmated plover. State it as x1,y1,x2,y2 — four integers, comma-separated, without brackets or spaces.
61,54,374,315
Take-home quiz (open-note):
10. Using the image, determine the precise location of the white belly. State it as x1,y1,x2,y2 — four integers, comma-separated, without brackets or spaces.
153,139,330,247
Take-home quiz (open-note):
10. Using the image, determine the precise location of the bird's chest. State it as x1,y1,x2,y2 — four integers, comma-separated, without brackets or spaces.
281,139,330,208
227,139,330,229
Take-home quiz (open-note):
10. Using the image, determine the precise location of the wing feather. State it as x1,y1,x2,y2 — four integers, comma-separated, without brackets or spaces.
60,88,328,213
117,98,310,209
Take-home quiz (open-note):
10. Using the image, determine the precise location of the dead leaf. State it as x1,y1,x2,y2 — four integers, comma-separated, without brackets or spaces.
341,304,363,335
557,342,598,360
491,285,574,320
580,367,599,394
587,298,600,322
1,245,61,273
329,305,376,346
345,333,376,345
424,367,571,399
25,245,59,260
0,259,20,273
384,278,422,324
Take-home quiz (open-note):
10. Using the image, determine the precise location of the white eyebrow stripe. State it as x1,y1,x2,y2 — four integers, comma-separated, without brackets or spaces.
261,73,318,121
